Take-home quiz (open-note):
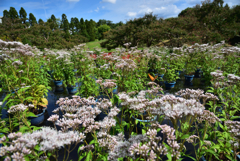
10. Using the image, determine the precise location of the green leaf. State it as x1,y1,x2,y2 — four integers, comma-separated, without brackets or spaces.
89,139,96,145
32,126,42,131
180,134,190,140
86,151,93,161
166,153,172,161
142,129,146,135
0,127,9,133
26,112,37,117
78,152,86,161
205,149,217,155
19,126,30,133
230,116,240,120
24,156,30,161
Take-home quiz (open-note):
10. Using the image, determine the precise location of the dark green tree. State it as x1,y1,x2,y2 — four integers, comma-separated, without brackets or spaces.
3,10,10,24
118,21,124,26
19,7,27,24
88,19,96,41
0,17,26,41
230,4,240,23
178,7,196,18
98,24,111,40
69,18,75,35
85,19,91,39
79,18,89,39
38,18,44,25
61,15,70,40
72,17,80,34
56,18,61,29
50,14,58,30
29,13,37,26
60,14,67,29
3,10,10,18
9,7,19,21
97,19,107,27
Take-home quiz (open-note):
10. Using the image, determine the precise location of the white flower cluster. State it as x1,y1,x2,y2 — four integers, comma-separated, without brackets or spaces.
115,59,137,71
196,110,221,124
0,127,85,159
186,135,199,144
7,104,28,113
123,42,131,47
175,88,219,106
225,120,240,138
0,39,24,49
227,74,240,83
11,60,23,66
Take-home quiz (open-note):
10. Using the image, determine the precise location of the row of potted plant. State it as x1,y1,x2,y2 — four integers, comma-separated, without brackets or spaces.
0,39,240,160
0,80,240,161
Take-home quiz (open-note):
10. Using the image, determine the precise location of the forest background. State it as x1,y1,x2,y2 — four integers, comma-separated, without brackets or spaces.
0,0,240,51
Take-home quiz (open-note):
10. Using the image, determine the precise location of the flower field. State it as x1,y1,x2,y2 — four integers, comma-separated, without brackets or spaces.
0,39,240,161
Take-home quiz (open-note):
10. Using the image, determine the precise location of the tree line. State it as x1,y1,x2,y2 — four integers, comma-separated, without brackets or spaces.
0,7,124,50
100,0,240,50
0,0,239,51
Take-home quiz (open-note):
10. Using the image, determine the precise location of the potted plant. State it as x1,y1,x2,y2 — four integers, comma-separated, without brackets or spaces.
3,84,50,126
52,66,65,87
184,61,196,82
155,68,166,81
62,62,79,94
24,84,50,125
164,67,179,89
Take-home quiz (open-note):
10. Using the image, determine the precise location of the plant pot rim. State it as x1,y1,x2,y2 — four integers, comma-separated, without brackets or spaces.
54,80,63,81
164,81,176,84
184,74,195,77
28,107,47,117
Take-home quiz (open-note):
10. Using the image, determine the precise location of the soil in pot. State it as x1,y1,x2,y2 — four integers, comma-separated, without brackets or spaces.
28,107,45,115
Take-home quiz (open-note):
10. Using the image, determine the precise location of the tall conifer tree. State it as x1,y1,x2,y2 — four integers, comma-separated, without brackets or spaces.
38,18,44,25
9,7,19,20
72,17,80,34
50,14,58,30
19,7,27,24
79,18,89,39
88,19,96,41
69,18,75,35
29,13,37,26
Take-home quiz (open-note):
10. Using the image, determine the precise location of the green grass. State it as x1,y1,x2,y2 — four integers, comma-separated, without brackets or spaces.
85,39,145,53
85,39,114,52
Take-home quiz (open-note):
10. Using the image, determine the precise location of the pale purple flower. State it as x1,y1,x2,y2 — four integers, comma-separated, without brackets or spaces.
7,104,28,113
47,114,59,122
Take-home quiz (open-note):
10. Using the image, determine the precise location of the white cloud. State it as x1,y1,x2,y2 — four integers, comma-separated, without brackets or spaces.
127,12,137,17
100,0,116,4
137,7,153,15
99,0,188,23
102,6,105,9
66,0,80,2
95,7,99,12
88,10,93,13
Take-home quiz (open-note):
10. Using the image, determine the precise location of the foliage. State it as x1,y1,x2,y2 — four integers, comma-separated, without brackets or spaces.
80,18,89,39
24,84,50,110
29,13,37,26
97,24,111,40
19,7,28,24
101,2,240,50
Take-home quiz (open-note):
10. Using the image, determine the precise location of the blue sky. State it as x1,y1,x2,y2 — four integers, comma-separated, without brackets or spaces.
0,0,239,24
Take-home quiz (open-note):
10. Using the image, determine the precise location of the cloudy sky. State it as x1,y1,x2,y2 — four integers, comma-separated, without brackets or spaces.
0,0,239,24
